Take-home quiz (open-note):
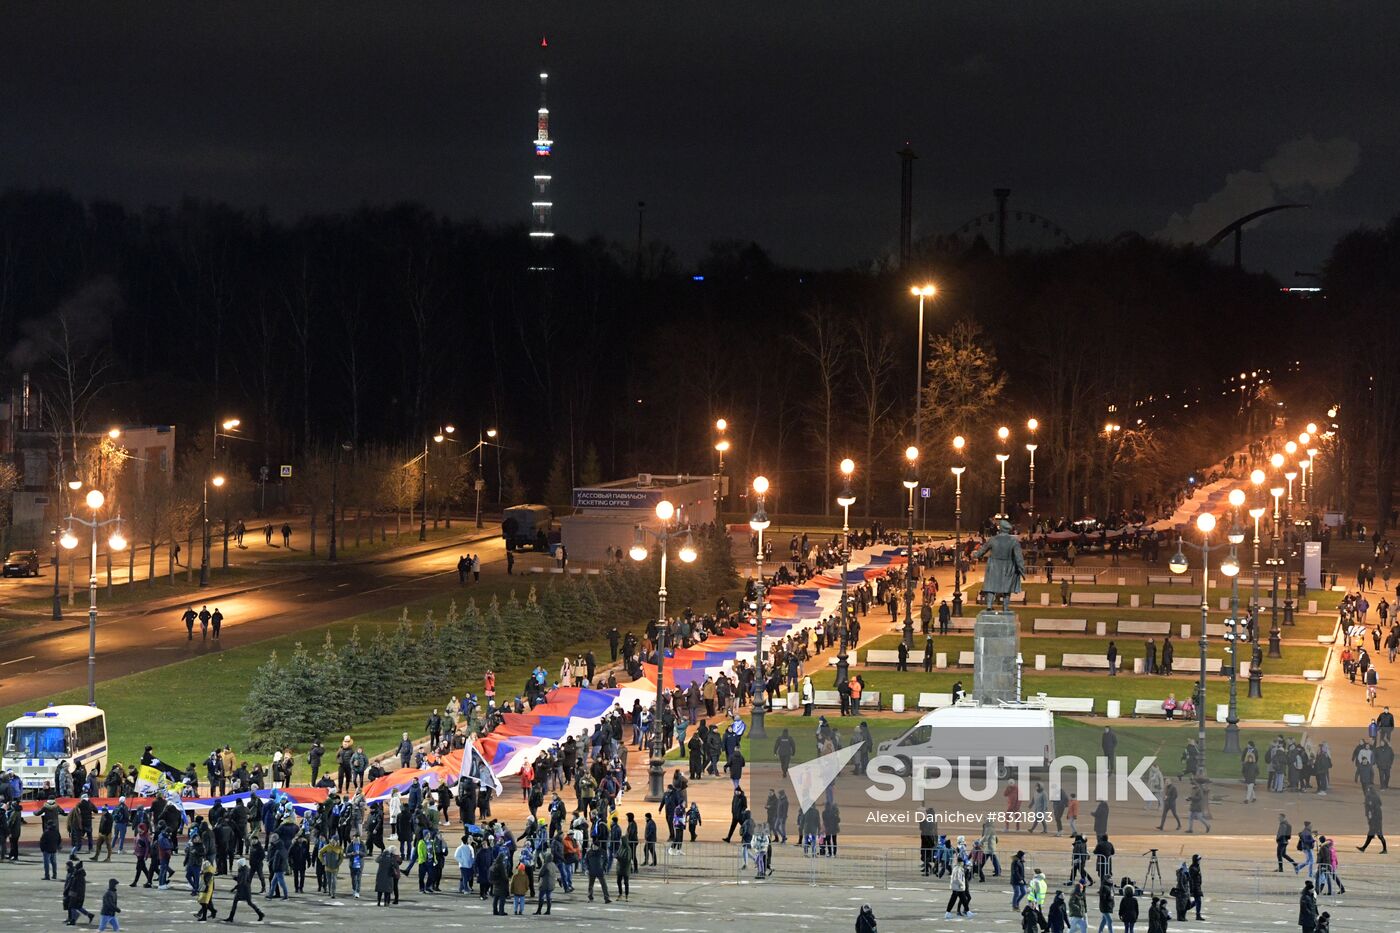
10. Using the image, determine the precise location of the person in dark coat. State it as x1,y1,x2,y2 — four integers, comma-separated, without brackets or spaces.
99,877,120,931
856,904,878,933
1118,881,1139,933
64,857,95,924
1298,880,1318,933
374,850,398,906
583,845,611,904
1358,784,1387,852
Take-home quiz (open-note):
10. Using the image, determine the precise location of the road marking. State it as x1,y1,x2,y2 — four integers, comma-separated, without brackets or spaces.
295,593,309,597
336,583,350,588
1,655,34,665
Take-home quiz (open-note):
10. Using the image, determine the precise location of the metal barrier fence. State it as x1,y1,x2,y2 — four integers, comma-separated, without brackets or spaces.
642,840,1391,899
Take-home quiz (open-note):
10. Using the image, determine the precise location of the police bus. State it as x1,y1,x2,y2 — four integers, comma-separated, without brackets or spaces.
3,704,108,794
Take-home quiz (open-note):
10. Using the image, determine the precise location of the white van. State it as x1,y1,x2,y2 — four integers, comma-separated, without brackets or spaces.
3,705,108,792
876,705,1055,777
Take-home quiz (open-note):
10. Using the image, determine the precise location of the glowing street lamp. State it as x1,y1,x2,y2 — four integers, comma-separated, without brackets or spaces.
902,447,919,649
62,486,126,706
1026,418,1039,531
749,477,772,738
631,497,697,800
1168,510,1217,776
835,458,857,684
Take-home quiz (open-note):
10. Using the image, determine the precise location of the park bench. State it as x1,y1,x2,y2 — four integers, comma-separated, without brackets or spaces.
1133,699,1171,717
1033,618,1089,633
1116,619,1171,636
917,692,955,709
1303,670,1325,681
977,590,1027,604
956,650,976,666
1059,573,1100,584
1061,653,1121,671
1164,656,1224,674
1041,696,1095,714
1283,714,1307,726
1070,592,1119,606
812,690,883,711
1153,593,1199,608
865,649,927,666
1148,574,1194,585
1220,596,1278,611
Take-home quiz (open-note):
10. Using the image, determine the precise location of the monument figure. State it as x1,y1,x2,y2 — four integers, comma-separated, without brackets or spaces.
973,518,1026,611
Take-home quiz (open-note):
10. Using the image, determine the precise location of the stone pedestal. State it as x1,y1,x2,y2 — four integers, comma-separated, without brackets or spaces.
973,610,1020,705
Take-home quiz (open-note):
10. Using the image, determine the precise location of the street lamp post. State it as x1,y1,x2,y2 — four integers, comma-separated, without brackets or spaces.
836,460,857,685
1026,417,1039,532
630,499,697,800
910,285,936,449
996,425,1010,517
51,526,63,621
1248,468,1267,697
1168,510,1216,780
902,447,918,649
1268,483,1284,656
714,419,730,517
207,417,240,580
749,477,771,738
952,436,966,610
1222,489,1246,753
475,427,496,529
61,489,126,707
419,426,454,541
200,474,225,587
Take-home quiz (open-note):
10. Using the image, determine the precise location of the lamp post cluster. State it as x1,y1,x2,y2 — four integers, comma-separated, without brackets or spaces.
835,460,856,685
630,499,698,801
61,487,127,707
1168,511,1226,778
713,418,730,516
203,416,241,586
749,477,772,738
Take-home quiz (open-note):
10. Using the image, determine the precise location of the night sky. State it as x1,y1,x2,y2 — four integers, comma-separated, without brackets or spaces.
2,2,1394,278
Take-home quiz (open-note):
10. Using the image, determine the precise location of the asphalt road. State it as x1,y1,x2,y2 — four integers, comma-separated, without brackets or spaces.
0,531,534,708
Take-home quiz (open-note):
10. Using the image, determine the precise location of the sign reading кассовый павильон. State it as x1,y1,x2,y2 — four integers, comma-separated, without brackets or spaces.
572,488,670,509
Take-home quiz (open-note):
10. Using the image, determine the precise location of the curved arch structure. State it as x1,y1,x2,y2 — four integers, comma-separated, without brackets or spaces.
1204,203,1308,268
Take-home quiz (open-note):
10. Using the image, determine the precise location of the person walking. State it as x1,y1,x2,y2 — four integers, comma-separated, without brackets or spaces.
1068,881,1089,933
195,857,218,921
1358,785,1387,852
97,878,121,932
1096,879,1115,933
225,855,266,922
1185,784,1210,833
1276,814,1298,870
64,856,96,925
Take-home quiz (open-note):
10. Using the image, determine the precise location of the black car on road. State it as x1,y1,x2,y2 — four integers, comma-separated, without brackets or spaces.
2,550,40,577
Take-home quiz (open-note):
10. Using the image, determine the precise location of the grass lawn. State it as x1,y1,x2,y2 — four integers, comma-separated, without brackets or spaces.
694,713,1309,782
0,576,609,771
810,669,1316,721
1022,580,1343,611
860,633,1327,675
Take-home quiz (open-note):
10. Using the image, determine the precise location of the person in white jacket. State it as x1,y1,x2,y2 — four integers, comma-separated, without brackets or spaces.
800,676,815,717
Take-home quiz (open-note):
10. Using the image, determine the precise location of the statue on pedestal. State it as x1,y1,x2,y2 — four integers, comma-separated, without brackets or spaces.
973,518,1026,612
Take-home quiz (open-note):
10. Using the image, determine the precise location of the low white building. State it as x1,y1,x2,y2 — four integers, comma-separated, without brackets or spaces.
560,474,716,562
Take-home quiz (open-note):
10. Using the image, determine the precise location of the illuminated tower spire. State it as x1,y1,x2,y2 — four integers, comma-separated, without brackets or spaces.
530,36,554,241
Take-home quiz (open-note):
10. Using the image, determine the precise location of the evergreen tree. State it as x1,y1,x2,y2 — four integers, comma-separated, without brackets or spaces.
338,626,378,720
279,642,324,745
387,614,416,703
579,443,602,486
314,633,353,737
544,448,571,509
242,650,284,752
481,597,508,670
366,628,398,715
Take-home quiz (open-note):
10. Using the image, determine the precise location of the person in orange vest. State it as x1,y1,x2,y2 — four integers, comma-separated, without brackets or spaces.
848,676,864,716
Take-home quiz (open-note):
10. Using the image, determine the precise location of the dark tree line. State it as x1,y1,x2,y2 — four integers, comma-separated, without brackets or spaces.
2,187,1390,521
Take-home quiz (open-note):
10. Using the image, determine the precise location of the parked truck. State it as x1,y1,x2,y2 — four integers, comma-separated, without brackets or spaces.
501,503,555,551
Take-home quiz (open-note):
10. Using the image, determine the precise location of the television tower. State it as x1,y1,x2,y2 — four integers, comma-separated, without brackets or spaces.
530,36,554,242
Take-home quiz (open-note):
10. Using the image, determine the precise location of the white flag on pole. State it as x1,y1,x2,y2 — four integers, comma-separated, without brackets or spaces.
459,736,504,796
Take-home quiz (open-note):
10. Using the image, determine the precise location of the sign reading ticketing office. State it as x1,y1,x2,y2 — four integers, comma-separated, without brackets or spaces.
572,487,669,509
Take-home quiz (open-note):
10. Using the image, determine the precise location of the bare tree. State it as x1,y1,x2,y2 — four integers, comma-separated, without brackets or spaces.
850,317,898,517
791,306,847,515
